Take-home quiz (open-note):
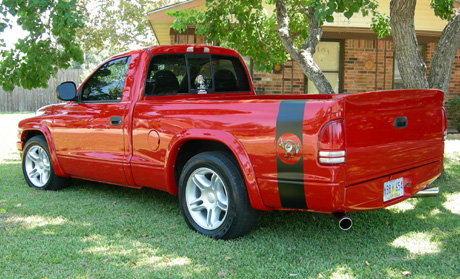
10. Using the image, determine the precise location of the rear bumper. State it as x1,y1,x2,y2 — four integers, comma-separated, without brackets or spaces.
342,159,443,212
256,159,442,213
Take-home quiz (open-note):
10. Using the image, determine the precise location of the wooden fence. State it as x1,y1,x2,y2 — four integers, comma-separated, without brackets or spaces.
0,69,83,112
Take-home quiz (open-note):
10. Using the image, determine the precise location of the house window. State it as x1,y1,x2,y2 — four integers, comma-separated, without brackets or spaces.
393,45,426,89
305,40,343,94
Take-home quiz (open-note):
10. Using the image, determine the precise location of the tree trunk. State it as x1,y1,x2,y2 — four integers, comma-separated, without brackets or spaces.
428,7,460,95
390,0,429,89
275,0,334,94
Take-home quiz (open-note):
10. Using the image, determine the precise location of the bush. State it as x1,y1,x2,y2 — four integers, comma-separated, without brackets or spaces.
446,95,460,132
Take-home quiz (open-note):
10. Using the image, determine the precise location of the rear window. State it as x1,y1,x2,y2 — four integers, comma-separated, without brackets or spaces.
212,55,251,93
144,54,250,96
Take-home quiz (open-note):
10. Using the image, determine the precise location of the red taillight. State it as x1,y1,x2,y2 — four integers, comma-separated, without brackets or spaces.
318,120,345,164
442,107,447,141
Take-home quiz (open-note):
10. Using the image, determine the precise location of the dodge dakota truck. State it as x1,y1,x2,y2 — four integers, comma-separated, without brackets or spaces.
17,45,446,239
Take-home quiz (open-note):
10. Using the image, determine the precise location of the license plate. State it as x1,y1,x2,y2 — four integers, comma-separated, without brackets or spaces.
383,177,404,202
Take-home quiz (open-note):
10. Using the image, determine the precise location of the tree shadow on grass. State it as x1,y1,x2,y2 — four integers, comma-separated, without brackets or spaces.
247,157,460,278
2,157,460,278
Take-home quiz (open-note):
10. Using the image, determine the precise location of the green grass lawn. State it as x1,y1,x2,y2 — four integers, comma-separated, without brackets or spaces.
1,114,459,278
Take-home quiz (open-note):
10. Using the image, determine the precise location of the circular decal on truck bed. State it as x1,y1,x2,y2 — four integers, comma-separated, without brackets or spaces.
277,133,302,164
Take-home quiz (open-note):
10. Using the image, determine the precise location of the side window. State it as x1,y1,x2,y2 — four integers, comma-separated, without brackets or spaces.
145,54,187,96
212,55,250,93
81,56,131,102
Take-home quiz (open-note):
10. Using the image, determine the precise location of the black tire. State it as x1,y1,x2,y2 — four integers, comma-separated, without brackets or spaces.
22,135,70,190
178,151,259,239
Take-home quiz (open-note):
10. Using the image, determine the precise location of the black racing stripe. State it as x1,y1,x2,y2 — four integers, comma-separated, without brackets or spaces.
276,101,307,209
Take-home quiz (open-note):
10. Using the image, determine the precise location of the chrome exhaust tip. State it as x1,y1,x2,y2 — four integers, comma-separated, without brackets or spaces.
333,213,353,231
413,187,439,198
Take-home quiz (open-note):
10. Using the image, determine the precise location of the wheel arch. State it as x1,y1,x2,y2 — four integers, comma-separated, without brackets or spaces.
20,126,68,178
166,129,270,211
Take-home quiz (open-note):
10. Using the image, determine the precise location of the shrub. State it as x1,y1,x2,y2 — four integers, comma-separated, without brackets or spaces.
446,95,460,132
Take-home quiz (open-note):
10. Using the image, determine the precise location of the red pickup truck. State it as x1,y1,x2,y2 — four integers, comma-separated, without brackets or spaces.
17,45,446,239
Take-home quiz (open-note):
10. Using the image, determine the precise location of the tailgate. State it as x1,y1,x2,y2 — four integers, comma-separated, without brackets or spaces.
343,89,444,185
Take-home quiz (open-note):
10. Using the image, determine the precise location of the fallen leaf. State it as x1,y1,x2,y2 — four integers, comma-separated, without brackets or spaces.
102,258,111,263
164,258,170,263
225,256,231,261
142,234,148,237
218,272,226,276
289,274,298,277
365,261,370,266
402,271,412,276
130,261,137,266
124,228,131,232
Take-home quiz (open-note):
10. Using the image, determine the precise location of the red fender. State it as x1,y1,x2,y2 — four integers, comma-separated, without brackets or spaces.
19,121,69,178
166,129,271,211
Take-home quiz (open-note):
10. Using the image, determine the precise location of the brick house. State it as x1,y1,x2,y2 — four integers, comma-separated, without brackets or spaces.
147,0,460,103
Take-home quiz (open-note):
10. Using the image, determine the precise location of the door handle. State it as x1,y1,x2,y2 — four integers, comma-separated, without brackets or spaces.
110,116,123,126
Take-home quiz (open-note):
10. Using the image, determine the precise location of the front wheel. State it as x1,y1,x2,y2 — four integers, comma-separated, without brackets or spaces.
22,135,70,190
178,151,258,239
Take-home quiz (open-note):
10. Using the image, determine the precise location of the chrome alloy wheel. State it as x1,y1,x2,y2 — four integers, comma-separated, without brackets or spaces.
185,167,229,230
24,145,51,187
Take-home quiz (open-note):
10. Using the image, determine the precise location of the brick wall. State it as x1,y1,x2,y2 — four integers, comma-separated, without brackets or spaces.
343,39,395,93
252,61,306,95
343,39,460,102
425,42,460,102
253,39,398,95
446,46,460,101
170,31,460,101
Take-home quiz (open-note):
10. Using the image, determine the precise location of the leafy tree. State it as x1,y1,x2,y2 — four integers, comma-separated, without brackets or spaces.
390,0,460,95
76,0,168,56
170,0,460,95
0,0,84,92
0,0,171,92
169,0,380,94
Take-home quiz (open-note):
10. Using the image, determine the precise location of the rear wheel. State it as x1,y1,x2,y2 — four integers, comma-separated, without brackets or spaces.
179,151,258,239
22,135,70,190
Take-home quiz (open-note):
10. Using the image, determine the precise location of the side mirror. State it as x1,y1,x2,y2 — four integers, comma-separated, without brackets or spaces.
56,81,77,101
